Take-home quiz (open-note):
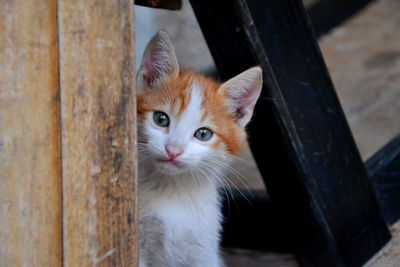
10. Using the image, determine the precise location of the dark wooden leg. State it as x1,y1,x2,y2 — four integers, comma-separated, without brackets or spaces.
307,0,374,37
190,0,391,266
367,135,400,225
135,0,182,10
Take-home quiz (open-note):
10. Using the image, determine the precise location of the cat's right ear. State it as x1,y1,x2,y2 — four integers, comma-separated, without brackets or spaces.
137,30,179,93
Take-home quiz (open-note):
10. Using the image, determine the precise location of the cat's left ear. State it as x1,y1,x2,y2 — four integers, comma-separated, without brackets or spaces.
219,67,263,127
137,30,179,93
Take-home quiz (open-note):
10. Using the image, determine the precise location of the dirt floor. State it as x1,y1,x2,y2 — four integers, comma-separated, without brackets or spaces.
319,0,400,161
366,221,400,266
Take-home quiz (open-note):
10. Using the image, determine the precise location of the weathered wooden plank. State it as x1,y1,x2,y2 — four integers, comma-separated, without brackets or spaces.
307,0,373,38
190,0,390,266
57,0,137,266
367,135,400,225
135,0,182,10
0,1,62,266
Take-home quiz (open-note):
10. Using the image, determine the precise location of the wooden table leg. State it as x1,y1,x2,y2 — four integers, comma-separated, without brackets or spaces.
190,0,391,266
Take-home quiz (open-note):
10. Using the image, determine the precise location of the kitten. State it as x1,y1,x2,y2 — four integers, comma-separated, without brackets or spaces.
137,30,263,267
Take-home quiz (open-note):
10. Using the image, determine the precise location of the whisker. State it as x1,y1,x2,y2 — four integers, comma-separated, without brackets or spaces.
198,162,236,204
201,160,253,204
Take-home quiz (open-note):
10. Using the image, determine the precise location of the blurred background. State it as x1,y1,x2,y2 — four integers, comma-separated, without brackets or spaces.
135,0,400,265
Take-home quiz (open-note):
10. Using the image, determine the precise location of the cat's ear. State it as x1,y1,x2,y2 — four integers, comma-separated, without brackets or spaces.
219,67,263,127
137,30,179,92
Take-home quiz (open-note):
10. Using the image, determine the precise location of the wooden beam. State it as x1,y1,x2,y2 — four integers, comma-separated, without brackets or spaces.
135,0,182,10
190,0,390,266
367,135,400,225
0,1,62,266
57,0,137,266
307,0,374,38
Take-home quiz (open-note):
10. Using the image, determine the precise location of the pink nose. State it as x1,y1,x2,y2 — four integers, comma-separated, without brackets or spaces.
165,146,183,160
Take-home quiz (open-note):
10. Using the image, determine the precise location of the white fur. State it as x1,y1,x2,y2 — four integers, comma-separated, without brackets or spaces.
137,31,263,267
138,85,226,267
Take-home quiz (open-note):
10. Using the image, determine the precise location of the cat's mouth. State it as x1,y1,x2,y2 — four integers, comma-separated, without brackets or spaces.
156,158,183,169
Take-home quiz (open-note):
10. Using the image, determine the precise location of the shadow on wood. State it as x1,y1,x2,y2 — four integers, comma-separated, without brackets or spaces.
221,190,292,252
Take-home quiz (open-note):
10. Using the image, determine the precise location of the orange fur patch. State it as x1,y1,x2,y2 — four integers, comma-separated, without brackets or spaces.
137,71,246,156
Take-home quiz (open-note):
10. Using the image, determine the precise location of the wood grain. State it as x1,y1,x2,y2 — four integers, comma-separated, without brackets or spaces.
0,1,62,266
57,0,137,266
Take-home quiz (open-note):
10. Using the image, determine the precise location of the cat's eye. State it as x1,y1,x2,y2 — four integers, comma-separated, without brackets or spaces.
153,111,170,127
194,128,213,141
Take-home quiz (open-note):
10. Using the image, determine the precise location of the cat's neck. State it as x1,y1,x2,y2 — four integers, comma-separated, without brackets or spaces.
138,160,221,217
138,160,219,197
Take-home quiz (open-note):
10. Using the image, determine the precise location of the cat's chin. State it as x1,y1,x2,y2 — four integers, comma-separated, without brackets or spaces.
154,159,189,175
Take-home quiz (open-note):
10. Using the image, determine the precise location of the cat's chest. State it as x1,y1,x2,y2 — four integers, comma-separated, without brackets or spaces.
139,180,221,241
149,198,220,250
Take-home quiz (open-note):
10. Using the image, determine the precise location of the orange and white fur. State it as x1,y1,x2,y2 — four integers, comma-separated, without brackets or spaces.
137,31,263,267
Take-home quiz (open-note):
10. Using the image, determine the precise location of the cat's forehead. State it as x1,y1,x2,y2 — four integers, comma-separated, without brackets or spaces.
138,72,226,119
167,78,203,118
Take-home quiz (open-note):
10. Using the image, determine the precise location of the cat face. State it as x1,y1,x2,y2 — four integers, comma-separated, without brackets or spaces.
137,31,262,175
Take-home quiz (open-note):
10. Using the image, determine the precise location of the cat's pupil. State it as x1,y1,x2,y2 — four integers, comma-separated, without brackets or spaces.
194,128,213,141
153,111,170,127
